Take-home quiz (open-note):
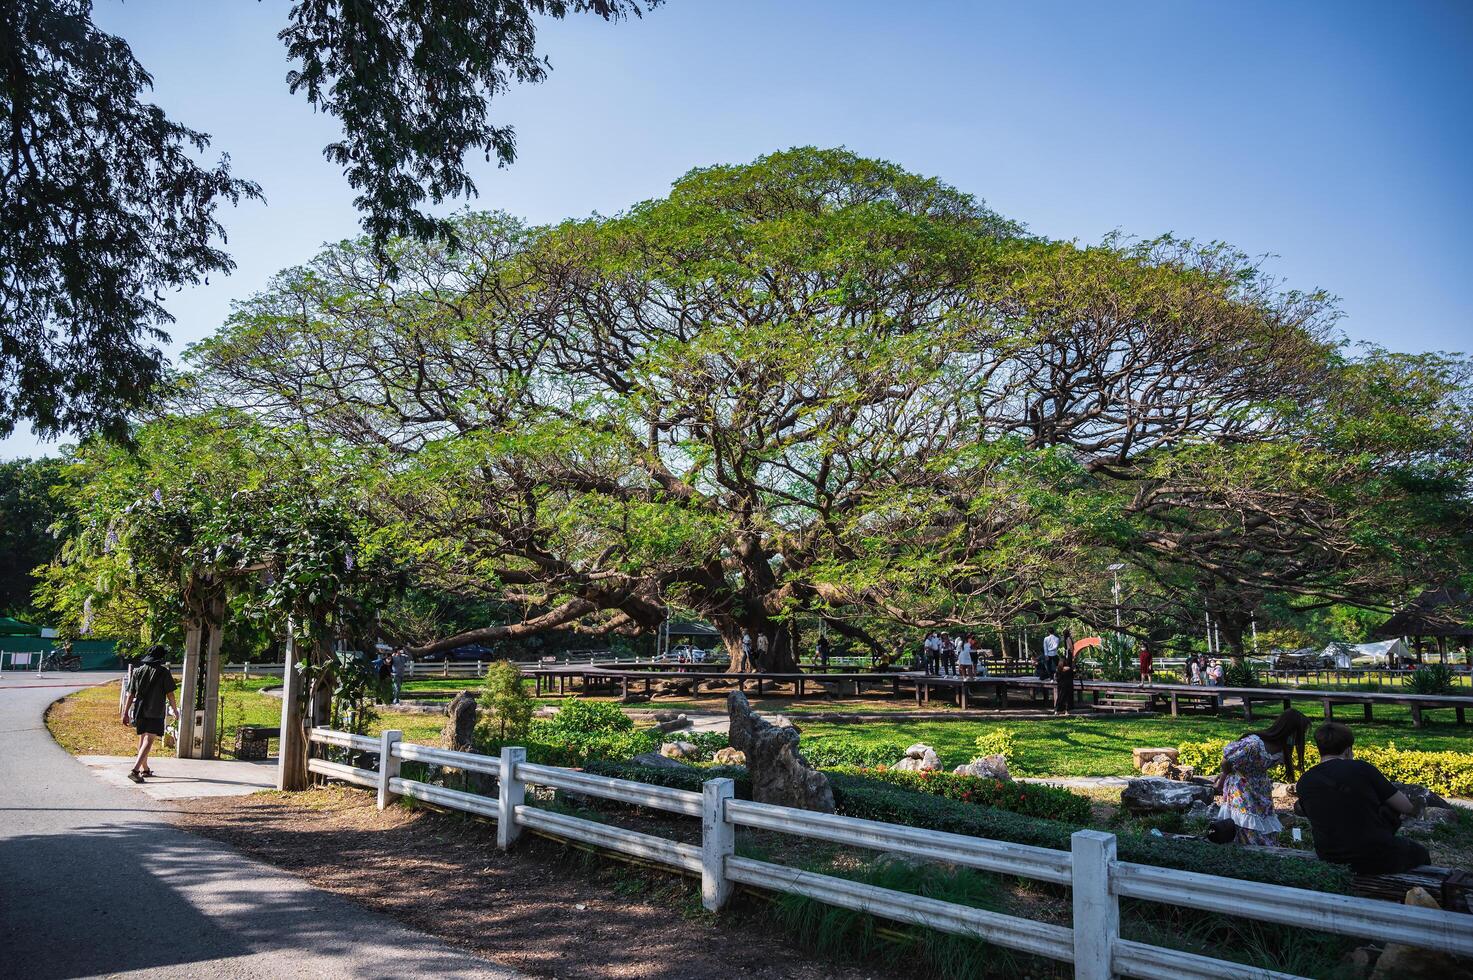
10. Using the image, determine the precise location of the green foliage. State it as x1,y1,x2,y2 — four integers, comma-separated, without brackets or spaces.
0,457,67,615
513,697,656,766
1407,663,1456,695
972,729,1015,761
478,660,533,742
1091,633,1137,682
0,0,261,438
1357,743,1473,798
829,767,1090,823
1222,659,1259,688
300,648,379,735
799,738,912,769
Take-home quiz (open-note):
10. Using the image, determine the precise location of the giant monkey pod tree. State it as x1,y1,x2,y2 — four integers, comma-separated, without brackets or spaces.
190,148,1471,668
40,415,397,781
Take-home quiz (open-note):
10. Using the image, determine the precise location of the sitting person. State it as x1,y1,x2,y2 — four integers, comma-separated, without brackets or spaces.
1296,722,1428,874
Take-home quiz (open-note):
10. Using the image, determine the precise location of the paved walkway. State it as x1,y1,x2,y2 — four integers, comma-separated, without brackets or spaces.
0,672,520,979
77,755,279,801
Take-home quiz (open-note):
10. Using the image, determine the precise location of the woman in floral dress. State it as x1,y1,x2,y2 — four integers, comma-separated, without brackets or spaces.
1215,708,1311,845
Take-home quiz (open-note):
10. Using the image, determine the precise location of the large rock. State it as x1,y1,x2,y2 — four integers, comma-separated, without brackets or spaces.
954,755,1010,780
727,692,835,812
892,743,941,772
660,741,698,760
1369,888,1458,979
1121,777,1215,814
443,691,479,753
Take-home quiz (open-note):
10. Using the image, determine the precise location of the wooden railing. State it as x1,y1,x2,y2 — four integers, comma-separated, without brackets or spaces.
305,728,1472,980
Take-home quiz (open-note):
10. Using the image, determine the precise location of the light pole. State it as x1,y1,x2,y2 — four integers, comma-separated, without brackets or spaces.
1107,564,1125,629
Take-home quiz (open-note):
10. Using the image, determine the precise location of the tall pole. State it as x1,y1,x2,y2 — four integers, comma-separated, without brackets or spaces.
1112,569,1122,629
1205,612,1213,656
1250,614,1259,655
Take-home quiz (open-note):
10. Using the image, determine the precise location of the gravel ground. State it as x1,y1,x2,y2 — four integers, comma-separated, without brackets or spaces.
174,787,898,980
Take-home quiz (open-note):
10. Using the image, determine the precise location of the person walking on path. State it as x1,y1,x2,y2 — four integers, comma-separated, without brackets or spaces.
1043,629,1059,680
119,645,178,783
390,647,411,704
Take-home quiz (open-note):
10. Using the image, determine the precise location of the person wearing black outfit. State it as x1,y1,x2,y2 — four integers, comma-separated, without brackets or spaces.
119,645,179,783
1053,637,1076,715
815,634,831,671
1296,722,1427,874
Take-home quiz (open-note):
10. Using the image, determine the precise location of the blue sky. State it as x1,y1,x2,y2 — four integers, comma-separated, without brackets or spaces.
6,0,1470,457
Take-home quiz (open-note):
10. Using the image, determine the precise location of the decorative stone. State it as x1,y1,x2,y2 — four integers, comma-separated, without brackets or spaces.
1132,747,1179,770
443,691,478,753
1271,782,1297,804
892,743,941,772
660,741,698,760
1140,757,1173,777
953,755,1010,780
656,716,692,733
1184,800,1216,822
1402,807,1458,836
1369,888,1456,979
712,747,746,766
1121,777,1215,814
727,692,835,812
633,751,689,769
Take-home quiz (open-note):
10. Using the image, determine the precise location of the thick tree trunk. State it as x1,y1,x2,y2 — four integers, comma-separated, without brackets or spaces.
714,614,801,673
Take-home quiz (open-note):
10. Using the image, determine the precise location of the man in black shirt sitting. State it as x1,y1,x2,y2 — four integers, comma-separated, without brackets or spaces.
1296,722,1428,875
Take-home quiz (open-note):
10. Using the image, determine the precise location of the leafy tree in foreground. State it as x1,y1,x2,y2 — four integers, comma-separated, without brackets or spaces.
1,0,654,438
0,0,259,438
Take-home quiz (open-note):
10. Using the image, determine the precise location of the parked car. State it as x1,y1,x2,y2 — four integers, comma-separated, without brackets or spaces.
416,643,497,662
656,645,710,663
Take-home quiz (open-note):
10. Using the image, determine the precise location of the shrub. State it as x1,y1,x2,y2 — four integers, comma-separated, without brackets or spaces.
1223,659,1259,688
679,730,731,760
478,660,533,742
585,761,1352,893
516,697,656,766
799,737,910,769
830,766,1090,823
972,729,1015,761
1358,743,1473,798
1407,663,1456,696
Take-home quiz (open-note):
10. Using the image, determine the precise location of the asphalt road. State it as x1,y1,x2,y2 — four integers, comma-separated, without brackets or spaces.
0,672,520,979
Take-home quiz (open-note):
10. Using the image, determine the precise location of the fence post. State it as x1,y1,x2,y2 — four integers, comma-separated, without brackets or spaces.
377,729,402,810
1071,830,1118,980
701,778,735,912
497,746,526,850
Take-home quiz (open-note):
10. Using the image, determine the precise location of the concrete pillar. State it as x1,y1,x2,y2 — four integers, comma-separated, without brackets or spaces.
377,730,403,809
497,746,526,850
701,778,736,912
1071,830,1119,980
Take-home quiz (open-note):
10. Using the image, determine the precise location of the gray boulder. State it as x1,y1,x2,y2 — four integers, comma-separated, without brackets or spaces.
1121,776,1215,814
727,692,835,812
954,755,1010,781
443,691,478,753
1394,782,1449,817
892,743,941,772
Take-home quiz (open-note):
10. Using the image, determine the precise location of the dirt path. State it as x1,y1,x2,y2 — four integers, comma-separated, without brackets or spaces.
174,787,895,980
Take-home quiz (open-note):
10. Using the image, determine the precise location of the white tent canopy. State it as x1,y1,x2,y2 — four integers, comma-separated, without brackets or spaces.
1321,639,1411,668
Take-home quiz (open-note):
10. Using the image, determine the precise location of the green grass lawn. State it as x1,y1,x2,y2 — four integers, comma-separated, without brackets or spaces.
797,709,1471,778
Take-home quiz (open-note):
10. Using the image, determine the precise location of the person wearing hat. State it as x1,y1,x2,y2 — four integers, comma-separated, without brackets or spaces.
119,644,178,783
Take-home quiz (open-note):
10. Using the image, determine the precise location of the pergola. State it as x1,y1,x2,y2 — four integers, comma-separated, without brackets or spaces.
1373,586,1473,663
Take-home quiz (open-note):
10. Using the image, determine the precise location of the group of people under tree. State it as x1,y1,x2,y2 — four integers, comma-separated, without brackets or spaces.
1214,708,1429,874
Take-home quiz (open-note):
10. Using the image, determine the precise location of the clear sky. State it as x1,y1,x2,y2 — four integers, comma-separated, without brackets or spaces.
6,0,1470,458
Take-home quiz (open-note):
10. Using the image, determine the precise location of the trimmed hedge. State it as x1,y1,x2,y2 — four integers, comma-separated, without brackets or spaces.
1177,738,1473,799
799,738,912,769
828,766,1090,823
583,761,1353,894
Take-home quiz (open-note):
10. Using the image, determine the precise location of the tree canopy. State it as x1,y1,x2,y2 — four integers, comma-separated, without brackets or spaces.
159,147,1473,665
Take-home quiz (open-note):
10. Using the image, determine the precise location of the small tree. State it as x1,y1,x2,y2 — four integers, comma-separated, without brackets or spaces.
479,660,533,742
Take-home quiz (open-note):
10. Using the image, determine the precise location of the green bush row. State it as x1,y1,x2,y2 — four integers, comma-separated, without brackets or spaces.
582,761,1352,894
1177,738,1473,798
799,737,913,769
826,766,1090,823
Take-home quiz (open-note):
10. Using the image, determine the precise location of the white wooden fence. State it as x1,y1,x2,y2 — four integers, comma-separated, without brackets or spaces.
305,727,1470,980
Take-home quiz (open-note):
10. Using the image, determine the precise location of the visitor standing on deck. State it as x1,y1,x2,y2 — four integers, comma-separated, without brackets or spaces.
1043,629,1059,679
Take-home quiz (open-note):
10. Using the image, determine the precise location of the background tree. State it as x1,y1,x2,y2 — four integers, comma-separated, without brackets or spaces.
0,457,67,616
